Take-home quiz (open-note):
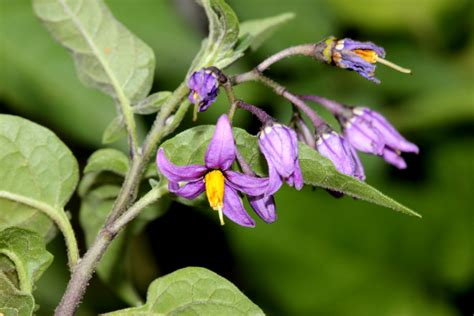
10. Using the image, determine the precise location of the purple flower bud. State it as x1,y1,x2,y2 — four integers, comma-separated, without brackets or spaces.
258,123,303,195
188,69,219,112
322,37,411,83
316,130,365,180
343,107,419,169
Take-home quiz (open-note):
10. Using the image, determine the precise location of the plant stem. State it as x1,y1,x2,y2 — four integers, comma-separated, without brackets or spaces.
0,191,79,269
233,71,326,129
55,83,189,316
233,42,326,84
110,185,168,232
255,44,322,72
300,95,352,117
236,101,273,124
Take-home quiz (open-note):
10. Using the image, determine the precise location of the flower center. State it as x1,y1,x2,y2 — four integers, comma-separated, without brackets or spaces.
192,91,199,102
205,170,225,225
353,49,378,63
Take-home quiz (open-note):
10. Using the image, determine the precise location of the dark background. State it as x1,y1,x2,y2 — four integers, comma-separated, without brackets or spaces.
1,0,473,315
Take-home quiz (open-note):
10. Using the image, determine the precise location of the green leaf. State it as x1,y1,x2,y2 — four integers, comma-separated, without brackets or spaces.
0,1,125,148
0,273,34,316
0,228,53,293
296,143,420,217
0,228,53,316
190,0,240,71
0,115,79,239
133,91,172,115
103,267,264,315
32,0,155,104
102,116,127,145
159,125,420,217
84,148,129,177
239,12,295,51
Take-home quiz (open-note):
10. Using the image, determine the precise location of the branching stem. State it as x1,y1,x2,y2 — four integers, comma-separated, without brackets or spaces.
55,83,189,316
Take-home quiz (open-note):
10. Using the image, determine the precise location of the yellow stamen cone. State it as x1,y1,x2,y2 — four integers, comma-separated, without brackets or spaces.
205,170,225,225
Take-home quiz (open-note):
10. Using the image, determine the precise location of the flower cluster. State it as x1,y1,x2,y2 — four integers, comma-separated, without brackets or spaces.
157,114,302,227
157,36,417,227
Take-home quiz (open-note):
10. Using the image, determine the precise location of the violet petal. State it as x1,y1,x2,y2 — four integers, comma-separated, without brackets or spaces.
205,114,236,170
249,194,277,223
172,179,205,199
156,148,207,183
224,170,269,196
222,184,255,227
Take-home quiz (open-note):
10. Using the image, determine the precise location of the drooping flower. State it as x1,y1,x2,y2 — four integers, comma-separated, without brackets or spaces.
157,115,272,227
188,69,219,112
258,122,303,195
342,107,419,169
322,37,411,83
248,195,277,223
315,127,365,180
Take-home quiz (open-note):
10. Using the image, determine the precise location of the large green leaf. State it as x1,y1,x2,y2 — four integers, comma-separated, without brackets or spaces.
103,267,264,315
33,0,155,104
0,0,121,147
159,125,419,217
0,115,79,239
0,273,34,316
0,228,53,293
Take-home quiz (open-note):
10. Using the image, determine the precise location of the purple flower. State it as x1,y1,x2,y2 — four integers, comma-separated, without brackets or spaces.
323,37,411,83
188,69,219,112
329,37,385,83
343,107,419,169
157,115,272,227
316,130,365,180
258,123,303,195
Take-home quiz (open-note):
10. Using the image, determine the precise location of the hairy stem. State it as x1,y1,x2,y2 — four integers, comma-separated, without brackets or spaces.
233,42,326,84
55,83,189,316
256,44,322,72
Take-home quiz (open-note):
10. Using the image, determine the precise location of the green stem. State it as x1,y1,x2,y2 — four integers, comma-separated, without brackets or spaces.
222,81,238,121
55,83,189,316
0,249,30,292
110,185,168,232
0,191,79,269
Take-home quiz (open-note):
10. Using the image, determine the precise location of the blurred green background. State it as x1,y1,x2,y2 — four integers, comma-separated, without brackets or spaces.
1,0,473,315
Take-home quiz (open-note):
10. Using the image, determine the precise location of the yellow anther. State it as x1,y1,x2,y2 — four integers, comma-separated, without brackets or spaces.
353,49,378,63
205,170,225,225
192,91,199,101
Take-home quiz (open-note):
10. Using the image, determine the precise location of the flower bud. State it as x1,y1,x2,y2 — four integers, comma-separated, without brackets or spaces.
316,129,365,180
322,37,411,83
188,69,219,112
343,107,419,169
258,123,303,195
